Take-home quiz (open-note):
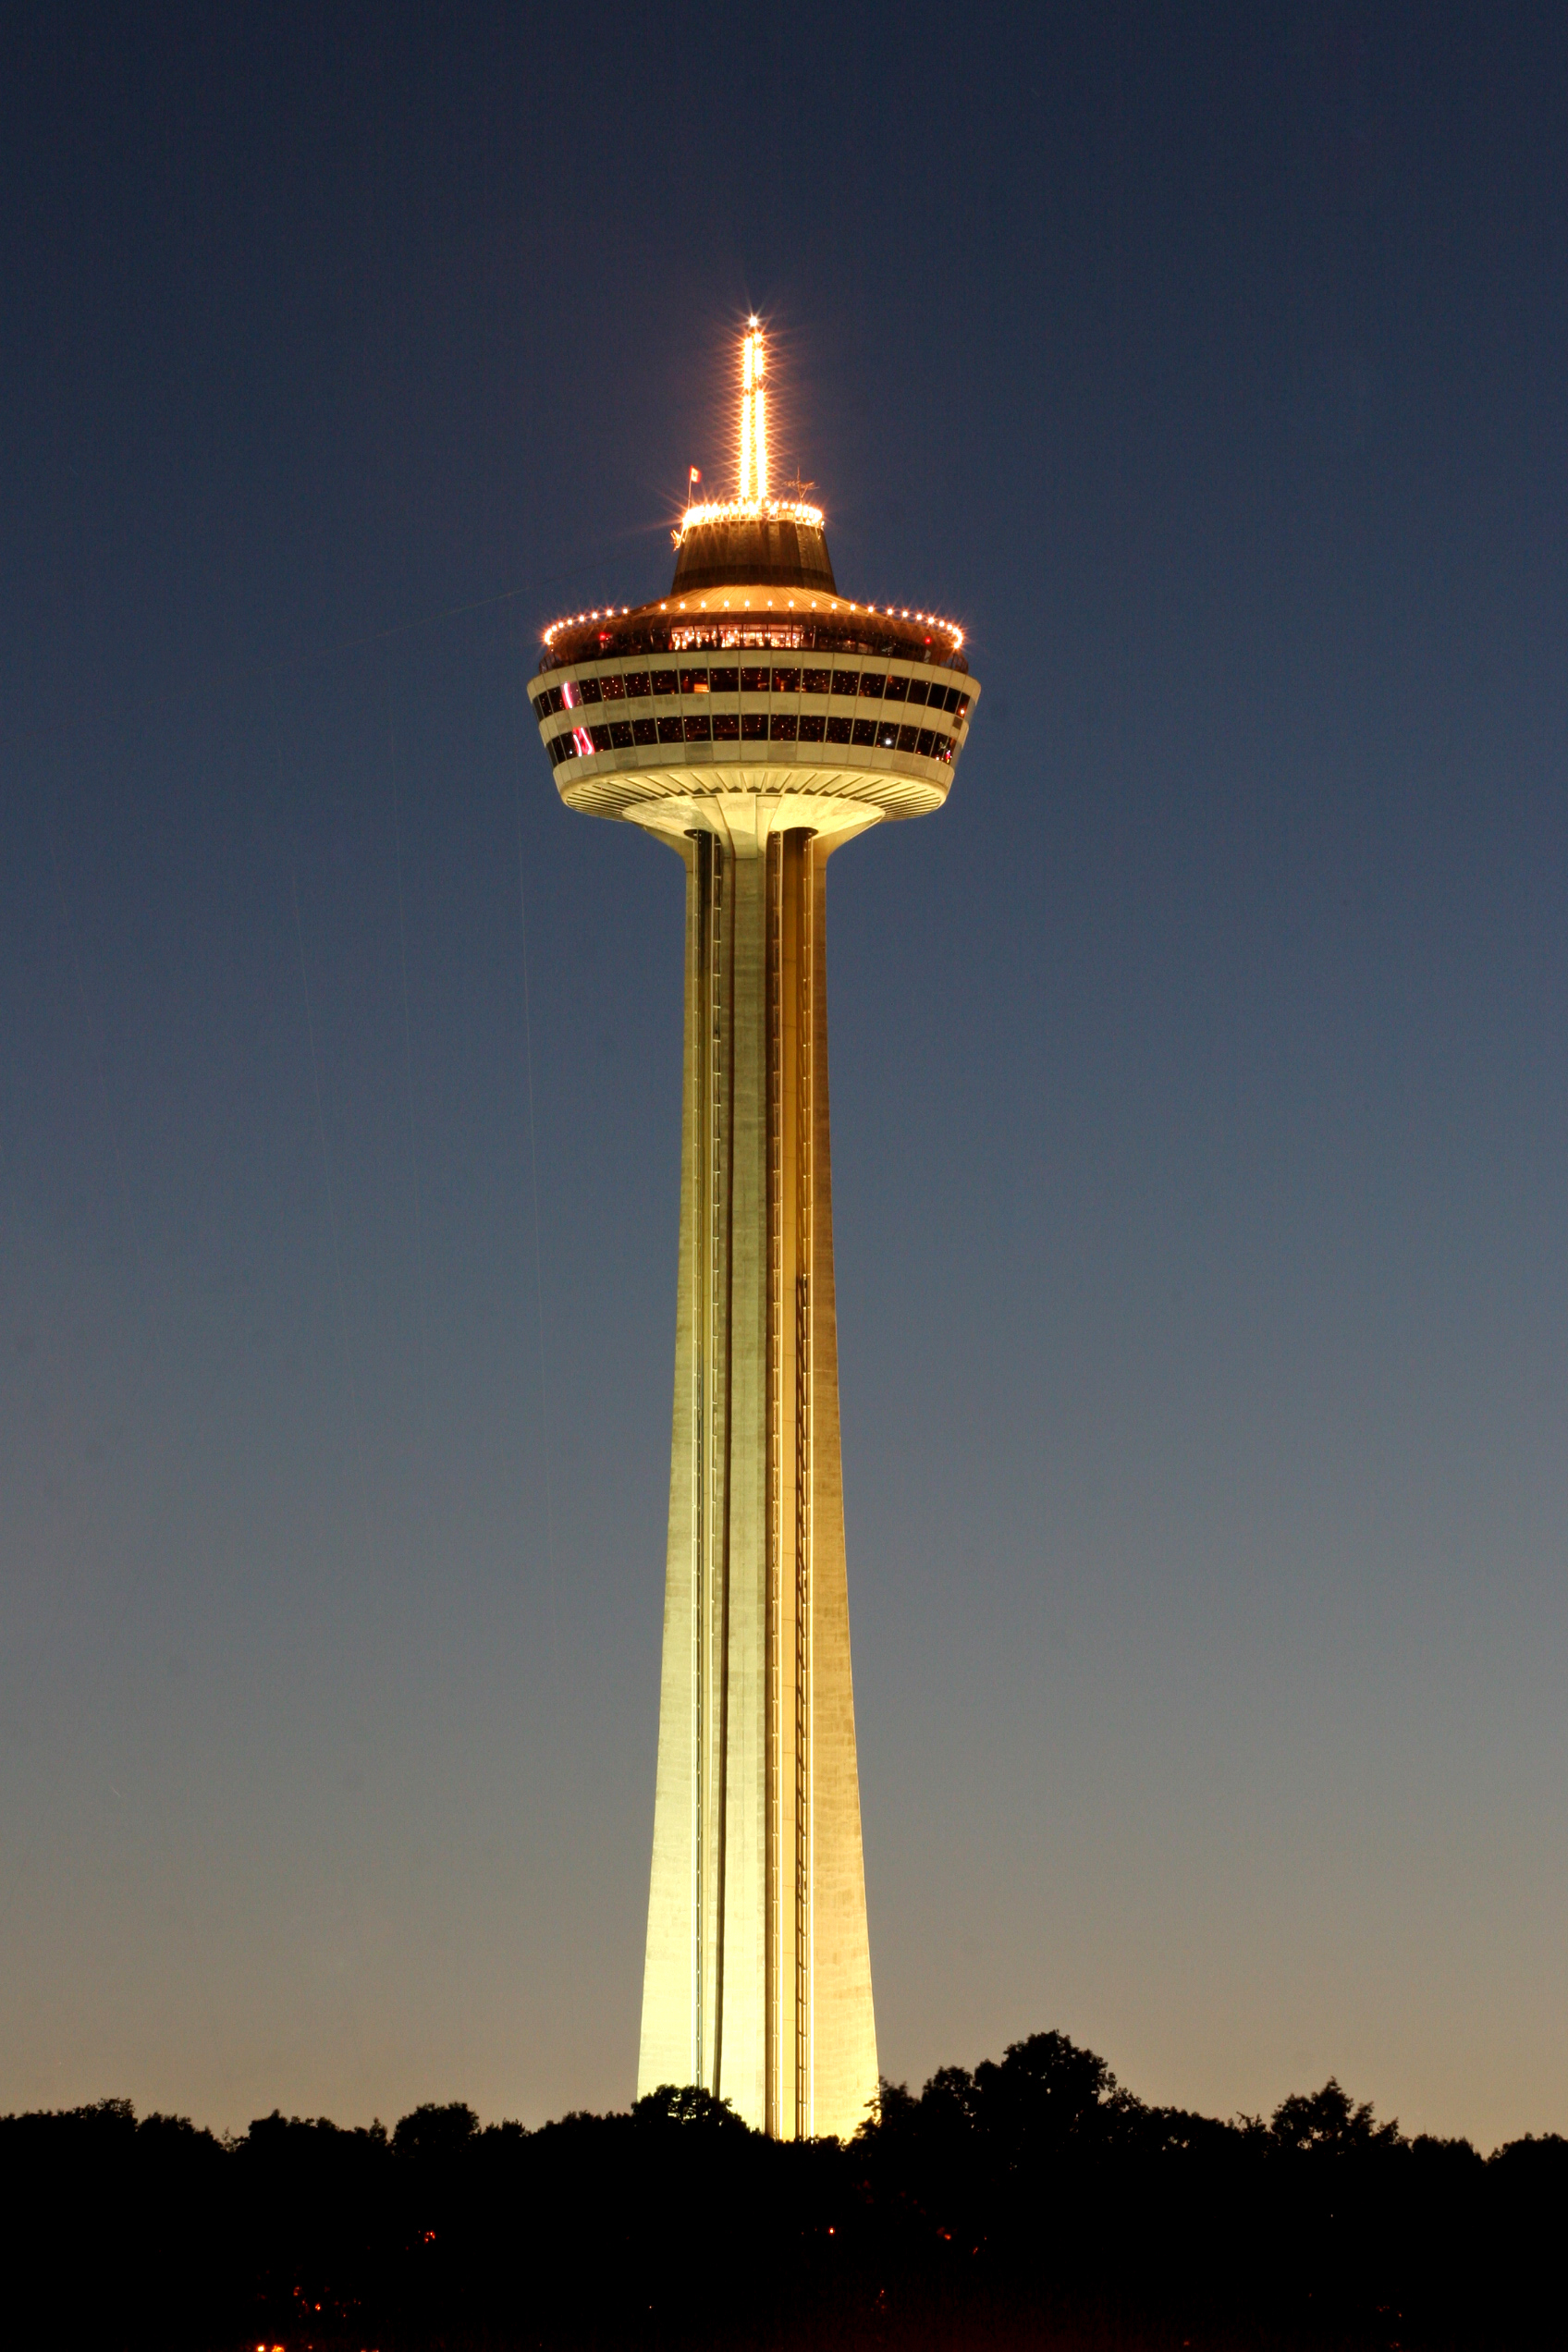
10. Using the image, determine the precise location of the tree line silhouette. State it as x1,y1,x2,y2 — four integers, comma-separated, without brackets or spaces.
4,2029,1562,2349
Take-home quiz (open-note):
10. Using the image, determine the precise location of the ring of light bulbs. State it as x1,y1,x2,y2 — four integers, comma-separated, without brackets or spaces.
542,598,964,654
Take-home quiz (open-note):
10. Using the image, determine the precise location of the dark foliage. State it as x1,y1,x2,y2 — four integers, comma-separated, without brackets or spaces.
3,2034,1563,2351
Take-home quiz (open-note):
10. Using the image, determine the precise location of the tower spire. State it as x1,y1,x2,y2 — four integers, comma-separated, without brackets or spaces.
740,319,768,503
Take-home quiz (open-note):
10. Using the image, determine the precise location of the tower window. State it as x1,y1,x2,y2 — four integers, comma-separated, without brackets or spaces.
826,716,852,743
653,670,679,695
799,714,826,741
578,676,603,704
916,729,936,758
771,667,800,692
709,668,740,692
632,719,657,745
685,716,712,741
713,713,740,741
657,717,683,742
897,724,918,752
625,671,650,698
830,670,860,697
770,714,798,741
741,666,768,692
802,668,830,693
600,674,626,700
904,678,930,707
851,718,876,746
741,713,767,740
610,721,634,749
882,673,909,702
859,672,886,698
680,668,709,693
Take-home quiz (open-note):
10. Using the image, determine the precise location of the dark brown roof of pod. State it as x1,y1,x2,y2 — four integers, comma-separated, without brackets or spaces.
671,510,836,596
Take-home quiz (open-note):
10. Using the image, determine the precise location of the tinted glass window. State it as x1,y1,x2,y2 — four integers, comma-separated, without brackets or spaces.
799,714,826,741
876,721,900,749
897,724,918,753
632,717,656,745
770,713,798,741
714,712,740,741
826,715,852,744
653,670,679,695
741,712,767,740
771,667,800,692
580,676,603,704
610,720,634,749
883,673,908,702
657,716,683,742
904,678,930,707
600,673,626,700
710,668,739,692
916,728,936,758
553,735,578,764
685,716,711,741
625,671,650,698
851,718,877,746
741,666,768,692
937,739,954,763
860,672,886,697
831,670,860,696
802,668,830,693
589,723,613,751
680,668,709,693
954,695,971,718
942,685,960,712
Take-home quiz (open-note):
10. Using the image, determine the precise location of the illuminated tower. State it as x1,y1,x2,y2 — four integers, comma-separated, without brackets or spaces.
531,325,979,2139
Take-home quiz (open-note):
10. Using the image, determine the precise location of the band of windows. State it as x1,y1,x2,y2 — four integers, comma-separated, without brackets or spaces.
544,715,958,766
533,668,971,717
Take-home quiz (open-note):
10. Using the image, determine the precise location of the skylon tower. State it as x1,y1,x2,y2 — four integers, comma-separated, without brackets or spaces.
531,325,979,2138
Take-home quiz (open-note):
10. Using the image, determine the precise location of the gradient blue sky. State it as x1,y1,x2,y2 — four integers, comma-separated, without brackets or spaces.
2,2,1564,2150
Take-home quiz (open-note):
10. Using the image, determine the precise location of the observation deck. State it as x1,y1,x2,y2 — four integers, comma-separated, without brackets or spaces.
530,584,978,851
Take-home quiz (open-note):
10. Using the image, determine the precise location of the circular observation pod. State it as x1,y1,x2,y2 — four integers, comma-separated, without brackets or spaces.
531,588,980,854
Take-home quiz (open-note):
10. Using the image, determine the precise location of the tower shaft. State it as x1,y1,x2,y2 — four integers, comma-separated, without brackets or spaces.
638,827,877,2139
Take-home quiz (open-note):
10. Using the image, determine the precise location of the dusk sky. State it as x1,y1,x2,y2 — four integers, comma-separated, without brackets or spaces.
3,3,1564,2151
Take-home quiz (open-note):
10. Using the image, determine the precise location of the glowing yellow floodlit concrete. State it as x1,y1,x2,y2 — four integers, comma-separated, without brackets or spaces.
529,329,981,2141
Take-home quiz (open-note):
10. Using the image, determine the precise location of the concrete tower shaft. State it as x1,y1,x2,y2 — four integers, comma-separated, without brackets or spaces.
637,820,871,2138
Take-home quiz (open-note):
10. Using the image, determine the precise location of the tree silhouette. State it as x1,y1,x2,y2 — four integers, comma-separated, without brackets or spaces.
1270,2076,1403,2151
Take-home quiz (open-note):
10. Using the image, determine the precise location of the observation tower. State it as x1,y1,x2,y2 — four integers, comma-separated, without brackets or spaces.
531,325,979,2139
